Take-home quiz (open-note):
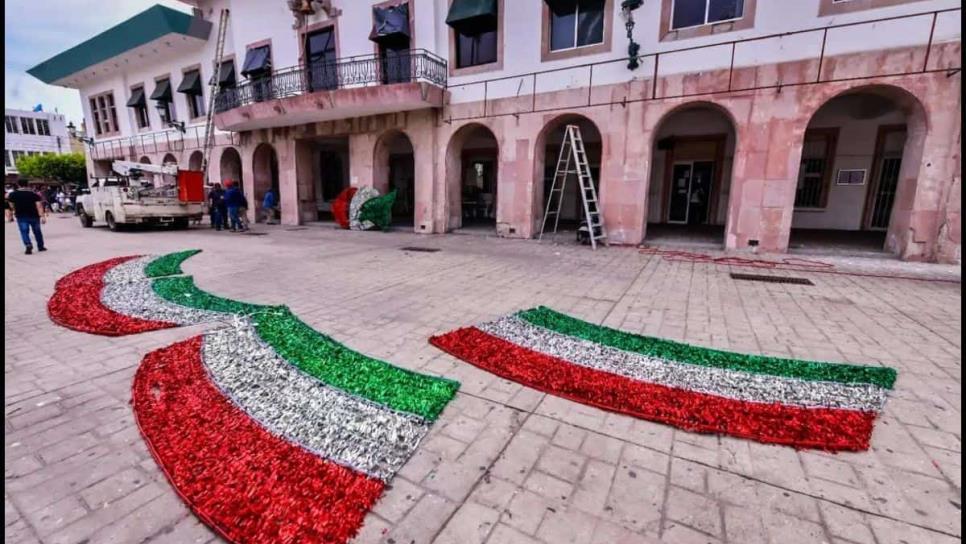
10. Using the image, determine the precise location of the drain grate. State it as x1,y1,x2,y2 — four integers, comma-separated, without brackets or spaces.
285,227,309,231
730,273,813,285
400,247,441,253
242,232,269,236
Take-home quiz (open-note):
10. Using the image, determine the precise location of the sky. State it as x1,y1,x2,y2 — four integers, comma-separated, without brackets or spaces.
4,0,187,124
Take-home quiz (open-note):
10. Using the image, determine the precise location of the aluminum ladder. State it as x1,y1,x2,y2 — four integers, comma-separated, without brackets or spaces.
538,124,607,249
200,8,230,184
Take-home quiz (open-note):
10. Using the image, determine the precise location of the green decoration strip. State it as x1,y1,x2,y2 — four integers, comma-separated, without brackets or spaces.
517,307,897,389
153,276,282,316
252,309,458,420
151,276,459,420
145,249,202,278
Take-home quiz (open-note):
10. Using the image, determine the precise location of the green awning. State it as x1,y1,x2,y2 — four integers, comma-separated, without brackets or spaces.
445,0,498,32
177,70,202,94
150,79,172,102
208,61,236,87
126,87,146,107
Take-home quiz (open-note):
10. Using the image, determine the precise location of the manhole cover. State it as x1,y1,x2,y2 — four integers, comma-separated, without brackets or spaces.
242,232,269,236
730,273,813,285
400,247,441,253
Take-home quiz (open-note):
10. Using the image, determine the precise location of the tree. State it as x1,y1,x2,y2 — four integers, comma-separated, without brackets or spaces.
15,153,88,186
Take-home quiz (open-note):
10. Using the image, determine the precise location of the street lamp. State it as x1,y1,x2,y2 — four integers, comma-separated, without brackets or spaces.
66,121,94,146
154,103,186,133
620,0,644,71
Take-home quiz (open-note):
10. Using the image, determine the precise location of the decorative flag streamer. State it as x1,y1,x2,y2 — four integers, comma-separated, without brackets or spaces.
430,307,896,451
332,187,358,229
48,251,460,543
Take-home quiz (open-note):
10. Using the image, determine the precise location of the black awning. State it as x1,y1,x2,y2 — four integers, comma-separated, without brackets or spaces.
445,0,497,33
177,70,202,94
126,87,146,107
370,3,411,44
150,79,172,102
208,61,237,87
241,46,271,78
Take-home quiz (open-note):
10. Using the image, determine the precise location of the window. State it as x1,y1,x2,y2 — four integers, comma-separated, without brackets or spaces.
4,150,10,168
795,129,838,208
549,0,605,51
446,0,499,69
21,117,37,135
456,27,497,68
211,60,237,89
671,0,743,30
150,79,175,123
37,119,50,136
5,116,19,134
89,92,119,136
177,70,205,118
128,86,150,129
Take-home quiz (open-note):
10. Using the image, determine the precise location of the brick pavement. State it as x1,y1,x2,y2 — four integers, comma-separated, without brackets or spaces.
4,217,961,544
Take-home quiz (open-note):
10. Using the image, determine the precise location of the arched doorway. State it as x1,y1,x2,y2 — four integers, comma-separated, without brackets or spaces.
220,147,242,187
188,150,203,172
162,153,178,166
789,86,927,256
374,130,416,226
533,114,603,238
645,103,737,247
253,143,280,223
139,156,151,164
444,123,499,233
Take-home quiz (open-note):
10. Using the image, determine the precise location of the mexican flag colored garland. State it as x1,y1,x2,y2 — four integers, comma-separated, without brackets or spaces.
430,307,897,452
47,251,459,543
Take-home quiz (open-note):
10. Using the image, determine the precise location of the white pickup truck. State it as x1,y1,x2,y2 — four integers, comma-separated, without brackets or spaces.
76,161,205,231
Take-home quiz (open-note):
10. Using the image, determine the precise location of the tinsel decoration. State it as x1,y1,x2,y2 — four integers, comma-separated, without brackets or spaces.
349,186,379,231
48,251,460,543
430,307,897,451
332,187,358,229
358,190,397,231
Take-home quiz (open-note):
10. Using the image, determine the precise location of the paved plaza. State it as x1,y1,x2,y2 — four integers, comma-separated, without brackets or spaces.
4,217,962,544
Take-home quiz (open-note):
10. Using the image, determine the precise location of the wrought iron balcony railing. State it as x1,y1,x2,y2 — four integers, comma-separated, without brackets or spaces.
214,49,447,113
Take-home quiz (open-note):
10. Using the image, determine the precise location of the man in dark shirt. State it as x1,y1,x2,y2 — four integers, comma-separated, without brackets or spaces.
6,179,47,254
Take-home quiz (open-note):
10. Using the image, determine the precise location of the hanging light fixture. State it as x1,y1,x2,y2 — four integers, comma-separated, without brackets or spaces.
620,0,644,71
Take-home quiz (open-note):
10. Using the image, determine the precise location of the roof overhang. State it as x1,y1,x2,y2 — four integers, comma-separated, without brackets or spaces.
27,5,211,88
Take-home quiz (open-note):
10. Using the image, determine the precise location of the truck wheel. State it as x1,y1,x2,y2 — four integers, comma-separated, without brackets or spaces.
105,211,121,232
77,206,93,228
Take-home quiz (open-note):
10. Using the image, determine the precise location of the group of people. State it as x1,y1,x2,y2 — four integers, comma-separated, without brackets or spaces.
206,182,279,232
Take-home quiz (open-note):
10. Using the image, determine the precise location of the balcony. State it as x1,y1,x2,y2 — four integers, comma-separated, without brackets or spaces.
213,49,447,131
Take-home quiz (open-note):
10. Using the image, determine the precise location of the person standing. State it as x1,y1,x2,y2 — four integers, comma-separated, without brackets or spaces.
262,188,278,224
238,190,251,231
223,180,244,232
7,179,47,254
208,183,225,231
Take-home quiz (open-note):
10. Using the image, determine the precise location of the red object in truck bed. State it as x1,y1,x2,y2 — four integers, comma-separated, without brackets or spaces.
177,170,205,203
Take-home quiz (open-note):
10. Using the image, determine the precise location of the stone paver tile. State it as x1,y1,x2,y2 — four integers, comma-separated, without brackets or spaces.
485,523,541,544
535,506,597,544
435,501,501,544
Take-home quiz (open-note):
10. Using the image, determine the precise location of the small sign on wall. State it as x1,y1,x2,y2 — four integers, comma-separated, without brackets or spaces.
836,169,867,185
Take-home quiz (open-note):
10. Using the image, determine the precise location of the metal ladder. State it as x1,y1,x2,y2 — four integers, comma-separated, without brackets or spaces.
538,124,607,249
200,8,230,184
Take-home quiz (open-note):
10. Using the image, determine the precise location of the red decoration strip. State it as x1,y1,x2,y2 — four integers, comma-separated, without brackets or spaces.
430,328,877,451
332,187,358,229
132,337,385,544
47,256,177,336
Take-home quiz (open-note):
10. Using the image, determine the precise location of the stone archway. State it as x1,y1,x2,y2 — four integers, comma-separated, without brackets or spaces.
220,147,243,187
532,113,604,239
188,150,203,172
139,156,151,164
162,153,178,167
253,143,280,223
790,84,929,257
373,130,416,225
443,123,499,233
644,101,739,247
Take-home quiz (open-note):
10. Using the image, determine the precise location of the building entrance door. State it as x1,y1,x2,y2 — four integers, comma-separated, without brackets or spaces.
667,161,714,225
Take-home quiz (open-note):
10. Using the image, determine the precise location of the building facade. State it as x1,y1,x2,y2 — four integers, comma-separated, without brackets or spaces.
4,109,71,178
29,0,962,262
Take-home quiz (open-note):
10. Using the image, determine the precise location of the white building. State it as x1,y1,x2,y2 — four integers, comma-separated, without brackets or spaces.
28,0,963,262
4,109,71,178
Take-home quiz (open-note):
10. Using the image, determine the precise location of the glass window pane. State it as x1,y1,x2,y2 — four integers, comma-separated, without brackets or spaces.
708,0,742,23
476,29,498,64
576,0,605,46
672,0,707,29
549,0,577,51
